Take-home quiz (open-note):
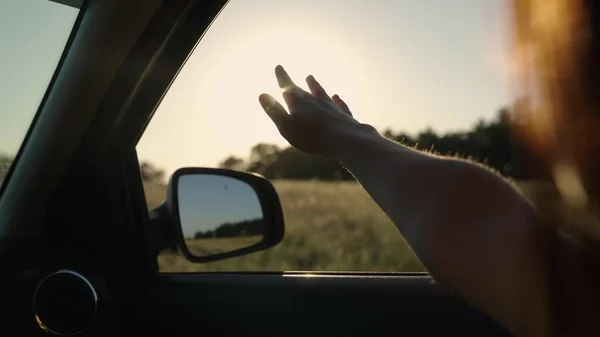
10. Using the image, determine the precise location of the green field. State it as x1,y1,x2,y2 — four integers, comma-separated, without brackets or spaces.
145,179,562,273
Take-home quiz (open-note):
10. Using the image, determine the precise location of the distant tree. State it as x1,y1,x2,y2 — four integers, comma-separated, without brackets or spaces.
0,155,13,184
194,217,264,239
219,156,246,171
218,105,538,181
393,132,416,145
415,127,439,152
382,129,395,139
140,161,165,183
249,143,279,164
247,143,280,175
261,147,352,180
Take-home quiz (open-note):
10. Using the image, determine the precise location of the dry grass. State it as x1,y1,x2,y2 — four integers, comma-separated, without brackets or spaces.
145,180,425,273
186,236,263,256
147,179,570,273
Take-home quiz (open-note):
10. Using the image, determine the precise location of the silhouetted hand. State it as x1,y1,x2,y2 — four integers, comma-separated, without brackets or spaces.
259,65,375,156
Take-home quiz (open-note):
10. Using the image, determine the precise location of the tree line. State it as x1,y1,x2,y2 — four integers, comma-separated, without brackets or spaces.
0,155,165,185
193,218,264,239
219,107,538,181
0,155,11,185
0,105,540,186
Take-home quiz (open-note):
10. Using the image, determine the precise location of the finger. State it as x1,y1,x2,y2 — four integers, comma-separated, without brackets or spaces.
282,90,304,110
333,94,353,117
259,94,292,130
275,65,296,91
306,75,330,99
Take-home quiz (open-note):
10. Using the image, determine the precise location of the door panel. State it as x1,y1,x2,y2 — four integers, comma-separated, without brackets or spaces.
136,273,510,336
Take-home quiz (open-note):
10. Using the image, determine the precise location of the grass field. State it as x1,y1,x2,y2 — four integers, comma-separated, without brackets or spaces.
145,180,426,273
145,179,564,273
186,236,263,256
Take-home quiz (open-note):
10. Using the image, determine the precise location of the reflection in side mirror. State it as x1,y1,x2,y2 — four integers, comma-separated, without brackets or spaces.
165,168,284,263
178,174,265,257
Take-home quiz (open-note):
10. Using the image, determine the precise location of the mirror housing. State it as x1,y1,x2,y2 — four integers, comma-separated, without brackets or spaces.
151,167,285,263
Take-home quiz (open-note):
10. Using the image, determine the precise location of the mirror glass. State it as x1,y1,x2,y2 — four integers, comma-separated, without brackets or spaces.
177,174,265,257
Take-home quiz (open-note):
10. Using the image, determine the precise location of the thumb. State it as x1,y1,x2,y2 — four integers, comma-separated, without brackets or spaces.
259,93,292,131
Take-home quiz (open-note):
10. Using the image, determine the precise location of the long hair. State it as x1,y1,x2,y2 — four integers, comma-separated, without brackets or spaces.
512,0,600,240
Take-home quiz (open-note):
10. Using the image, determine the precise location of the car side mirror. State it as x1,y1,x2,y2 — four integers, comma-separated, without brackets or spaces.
151,167,285,263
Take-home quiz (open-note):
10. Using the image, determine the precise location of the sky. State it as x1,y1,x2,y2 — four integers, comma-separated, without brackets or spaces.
0,0,78,158
177,174,263,238
1,0,513,177
138,0,512,175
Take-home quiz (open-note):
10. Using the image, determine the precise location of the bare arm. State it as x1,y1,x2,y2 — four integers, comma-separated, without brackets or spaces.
259,66,552,336
334,127,551,336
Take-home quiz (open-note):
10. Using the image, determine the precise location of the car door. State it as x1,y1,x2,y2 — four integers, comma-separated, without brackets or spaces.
128,1,510,336
0,0,510,336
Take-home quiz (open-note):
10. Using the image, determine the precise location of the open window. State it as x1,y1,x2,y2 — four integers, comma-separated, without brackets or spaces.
137,0,511,273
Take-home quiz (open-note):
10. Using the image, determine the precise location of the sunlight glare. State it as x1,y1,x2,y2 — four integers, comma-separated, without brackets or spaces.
136,0,511,173
206,24,360,156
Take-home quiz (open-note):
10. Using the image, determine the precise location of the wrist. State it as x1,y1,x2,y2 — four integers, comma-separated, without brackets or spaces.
327,122,384,160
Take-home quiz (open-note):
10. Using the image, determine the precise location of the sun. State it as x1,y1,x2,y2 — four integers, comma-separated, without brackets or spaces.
140,10,366,171
202,24,361,153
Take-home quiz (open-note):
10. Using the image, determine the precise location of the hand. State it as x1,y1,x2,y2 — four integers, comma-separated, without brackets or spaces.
259,65,375,156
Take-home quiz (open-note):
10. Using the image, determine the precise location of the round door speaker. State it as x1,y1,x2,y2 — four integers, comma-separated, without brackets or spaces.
32,270,98,336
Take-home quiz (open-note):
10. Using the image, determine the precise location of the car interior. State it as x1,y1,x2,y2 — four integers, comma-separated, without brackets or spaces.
0,0,511,335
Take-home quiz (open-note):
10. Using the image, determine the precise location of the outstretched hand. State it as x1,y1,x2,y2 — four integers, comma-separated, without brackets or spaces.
259,65,370,156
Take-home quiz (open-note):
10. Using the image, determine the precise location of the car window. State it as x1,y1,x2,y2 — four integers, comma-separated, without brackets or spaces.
0,0,81,189
137,0,510,272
